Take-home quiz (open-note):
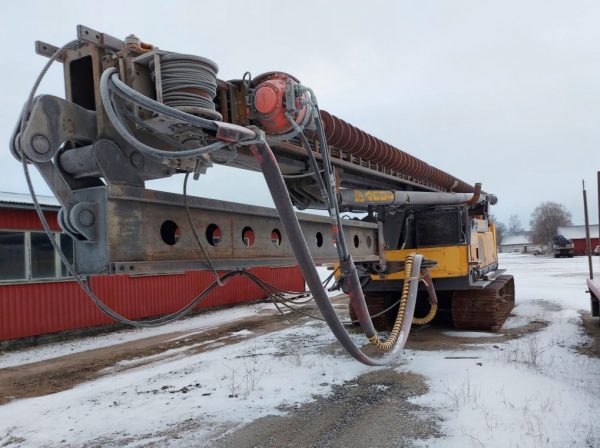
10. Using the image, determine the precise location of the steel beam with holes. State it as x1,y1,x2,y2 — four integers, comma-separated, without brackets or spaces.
71,184,380,275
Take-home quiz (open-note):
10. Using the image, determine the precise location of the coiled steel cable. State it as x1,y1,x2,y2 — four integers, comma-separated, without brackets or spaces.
100,68,230,160
105,68,217,130
150,53,222,120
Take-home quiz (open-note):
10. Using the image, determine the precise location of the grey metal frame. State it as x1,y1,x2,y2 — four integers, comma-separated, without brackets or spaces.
72,184,380,275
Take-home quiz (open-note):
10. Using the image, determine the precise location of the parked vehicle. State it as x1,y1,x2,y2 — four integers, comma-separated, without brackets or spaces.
553,235,574,258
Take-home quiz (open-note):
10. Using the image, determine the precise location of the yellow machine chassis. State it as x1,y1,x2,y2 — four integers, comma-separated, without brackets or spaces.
375,245,470,281
371,222,499,281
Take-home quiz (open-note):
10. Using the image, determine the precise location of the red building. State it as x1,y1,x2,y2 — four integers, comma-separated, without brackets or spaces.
557,225,600,256
0,192,304,343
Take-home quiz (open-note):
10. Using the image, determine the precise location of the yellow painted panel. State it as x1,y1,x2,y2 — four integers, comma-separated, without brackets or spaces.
374,245,469,281
480,230,498,268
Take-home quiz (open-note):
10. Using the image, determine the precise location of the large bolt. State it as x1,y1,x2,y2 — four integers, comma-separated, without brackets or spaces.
31,135,50,154
78,209,95,227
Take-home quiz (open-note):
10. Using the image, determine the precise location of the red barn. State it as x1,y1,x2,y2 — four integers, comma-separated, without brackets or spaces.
557,225,600,256
0,192,304,345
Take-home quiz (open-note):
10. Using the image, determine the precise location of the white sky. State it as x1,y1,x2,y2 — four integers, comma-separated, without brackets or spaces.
1,0,600,228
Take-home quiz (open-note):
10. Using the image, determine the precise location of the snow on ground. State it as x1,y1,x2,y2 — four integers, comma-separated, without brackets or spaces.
0,321,374,447
406,254,600,448
442,331,503,338
1,254,599,447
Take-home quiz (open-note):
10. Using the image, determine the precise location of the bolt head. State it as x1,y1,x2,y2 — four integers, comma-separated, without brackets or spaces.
78,209,95,227
31,135,50,154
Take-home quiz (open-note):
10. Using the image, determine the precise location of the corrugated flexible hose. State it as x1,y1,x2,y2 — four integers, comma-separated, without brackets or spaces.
368,253,422,352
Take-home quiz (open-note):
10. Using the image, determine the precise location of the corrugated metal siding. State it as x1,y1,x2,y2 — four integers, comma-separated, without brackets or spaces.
0,209,60,231
0,203,305,341
573,238,599,256
0,267,304,341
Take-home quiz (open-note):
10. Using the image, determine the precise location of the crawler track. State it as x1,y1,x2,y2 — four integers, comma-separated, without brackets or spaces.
349,295,392,331
451,275,515,331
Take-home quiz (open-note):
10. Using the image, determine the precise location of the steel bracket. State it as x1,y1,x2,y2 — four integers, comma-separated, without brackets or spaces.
77,25,123,51
375,220,387,272
17,95,97,163
92,139,145,187
35,41,65,62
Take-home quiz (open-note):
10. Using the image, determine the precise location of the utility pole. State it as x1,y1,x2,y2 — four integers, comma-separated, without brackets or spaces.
583,180,593,279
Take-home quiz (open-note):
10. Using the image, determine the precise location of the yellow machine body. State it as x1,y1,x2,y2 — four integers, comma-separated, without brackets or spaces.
371,221,499,282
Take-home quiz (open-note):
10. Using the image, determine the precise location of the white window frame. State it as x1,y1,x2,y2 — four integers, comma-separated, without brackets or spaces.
0,229,74,285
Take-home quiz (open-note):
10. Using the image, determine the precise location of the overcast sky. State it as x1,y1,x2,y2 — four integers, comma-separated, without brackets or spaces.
1,0,600,228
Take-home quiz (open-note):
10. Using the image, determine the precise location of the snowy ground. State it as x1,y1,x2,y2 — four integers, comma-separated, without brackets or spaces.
407,254,600,448
1,254,599,447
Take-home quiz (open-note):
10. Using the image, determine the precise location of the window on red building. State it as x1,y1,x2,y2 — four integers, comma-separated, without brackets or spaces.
31,232,56,279
0,230,74,283
0,231,26,281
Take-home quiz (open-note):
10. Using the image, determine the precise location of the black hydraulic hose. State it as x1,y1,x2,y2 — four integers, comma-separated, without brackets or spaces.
107,68,218,131
339,256,378,339
307,111,348,260
285,112,329,205
308,101,378,340
183,172,223,286
249,141,384,366
100,68,228,160
265,103,314,143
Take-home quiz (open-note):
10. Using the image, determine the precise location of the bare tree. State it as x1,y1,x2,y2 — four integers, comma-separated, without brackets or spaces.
529,202,572,247
508,214,523,234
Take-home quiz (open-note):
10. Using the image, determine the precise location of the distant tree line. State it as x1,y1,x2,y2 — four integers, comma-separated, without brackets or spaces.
493,202,573,249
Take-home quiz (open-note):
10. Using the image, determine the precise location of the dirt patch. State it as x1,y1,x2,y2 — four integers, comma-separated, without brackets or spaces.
578,312,600,358
404,318,548,352
0,294,549,406
212,369,441,448
0,311,297,405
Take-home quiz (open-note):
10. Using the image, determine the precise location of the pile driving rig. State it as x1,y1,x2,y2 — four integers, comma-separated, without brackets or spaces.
11,26,515,365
